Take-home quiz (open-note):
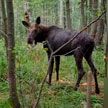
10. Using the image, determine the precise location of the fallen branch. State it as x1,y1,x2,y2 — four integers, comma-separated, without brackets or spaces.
52,11,106,56
33,10,106,108
33,55,53,108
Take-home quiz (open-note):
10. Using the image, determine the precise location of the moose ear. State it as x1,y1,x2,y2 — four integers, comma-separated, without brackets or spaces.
36,17,41,24
22,21,30,28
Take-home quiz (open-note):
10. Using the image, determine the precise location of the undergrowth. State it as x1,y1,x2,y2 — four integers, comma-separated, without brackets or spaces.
0,39,104,108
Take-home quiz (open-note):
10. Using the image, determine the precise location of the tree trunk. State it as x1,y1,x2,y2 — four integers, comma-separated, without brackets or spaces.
55,3,59,25
95,0,105,45
85,0,88,30
90,0,98,39
23,0,31,22
89,0,92,10
0,0,2,36
105,0,108,78
6,0,20,107
95,19,104,45
80,0,86,28
0,0,8,57
63,1,67,28
104,1,108,107
66,0,72,29
59,0,64,27
1,0,7,34
87,0,92,32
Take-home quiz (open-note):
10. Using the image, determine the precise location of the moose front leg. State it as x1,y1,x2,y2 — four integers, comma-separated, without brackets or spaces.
48,57,54,85
55,56,60,81
46,50,54,85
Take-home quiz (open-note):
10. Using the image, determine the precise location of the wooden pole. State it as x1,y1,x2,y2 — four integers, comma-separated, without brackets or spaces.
104,1,108,108
105,0,108,78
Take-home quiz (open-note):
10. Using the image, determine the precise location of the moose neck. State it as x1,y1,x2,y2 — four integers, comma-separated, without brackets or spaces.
36,25,49,42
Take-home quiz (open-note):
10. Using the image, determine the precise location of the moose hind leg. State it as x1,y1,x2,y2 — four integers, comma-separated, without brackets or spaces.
84,55,100,94
55,56,60,81
74,53,85,91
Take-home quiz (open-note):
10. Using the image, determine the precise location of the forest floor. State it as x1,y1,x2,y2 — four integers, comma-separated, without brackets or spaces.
0,40,104,108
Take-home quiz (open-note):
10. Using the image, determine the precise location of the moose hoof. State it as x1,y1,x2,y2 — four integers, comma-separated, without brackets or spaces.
46,80,51,86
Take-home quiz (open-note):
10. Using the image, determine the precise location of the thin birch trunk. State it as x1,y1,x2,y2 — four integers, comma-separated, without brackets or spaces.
59,0,64,27
66,0,72,29
6,0,20,107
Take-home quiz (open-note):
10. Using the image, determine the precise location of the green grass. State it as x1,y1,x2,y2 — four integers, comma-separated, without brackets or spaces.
0,39,104,108
0,92,11,108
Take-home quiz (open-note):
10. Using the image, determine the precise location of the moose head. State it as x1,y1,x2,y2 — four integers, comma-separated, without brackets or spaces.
22,16,47,45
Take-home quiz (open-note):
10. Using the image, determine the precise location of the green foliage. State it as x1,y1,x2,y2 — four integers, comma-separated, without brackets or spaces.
40,86,85,108
0,92,11,108
0,100,11,108
0,37,104,107
0,40,7,80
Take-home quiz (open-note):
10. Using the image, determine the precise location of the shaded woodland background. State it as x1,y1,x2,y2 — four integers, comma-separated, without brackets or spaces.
0,0,107,108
